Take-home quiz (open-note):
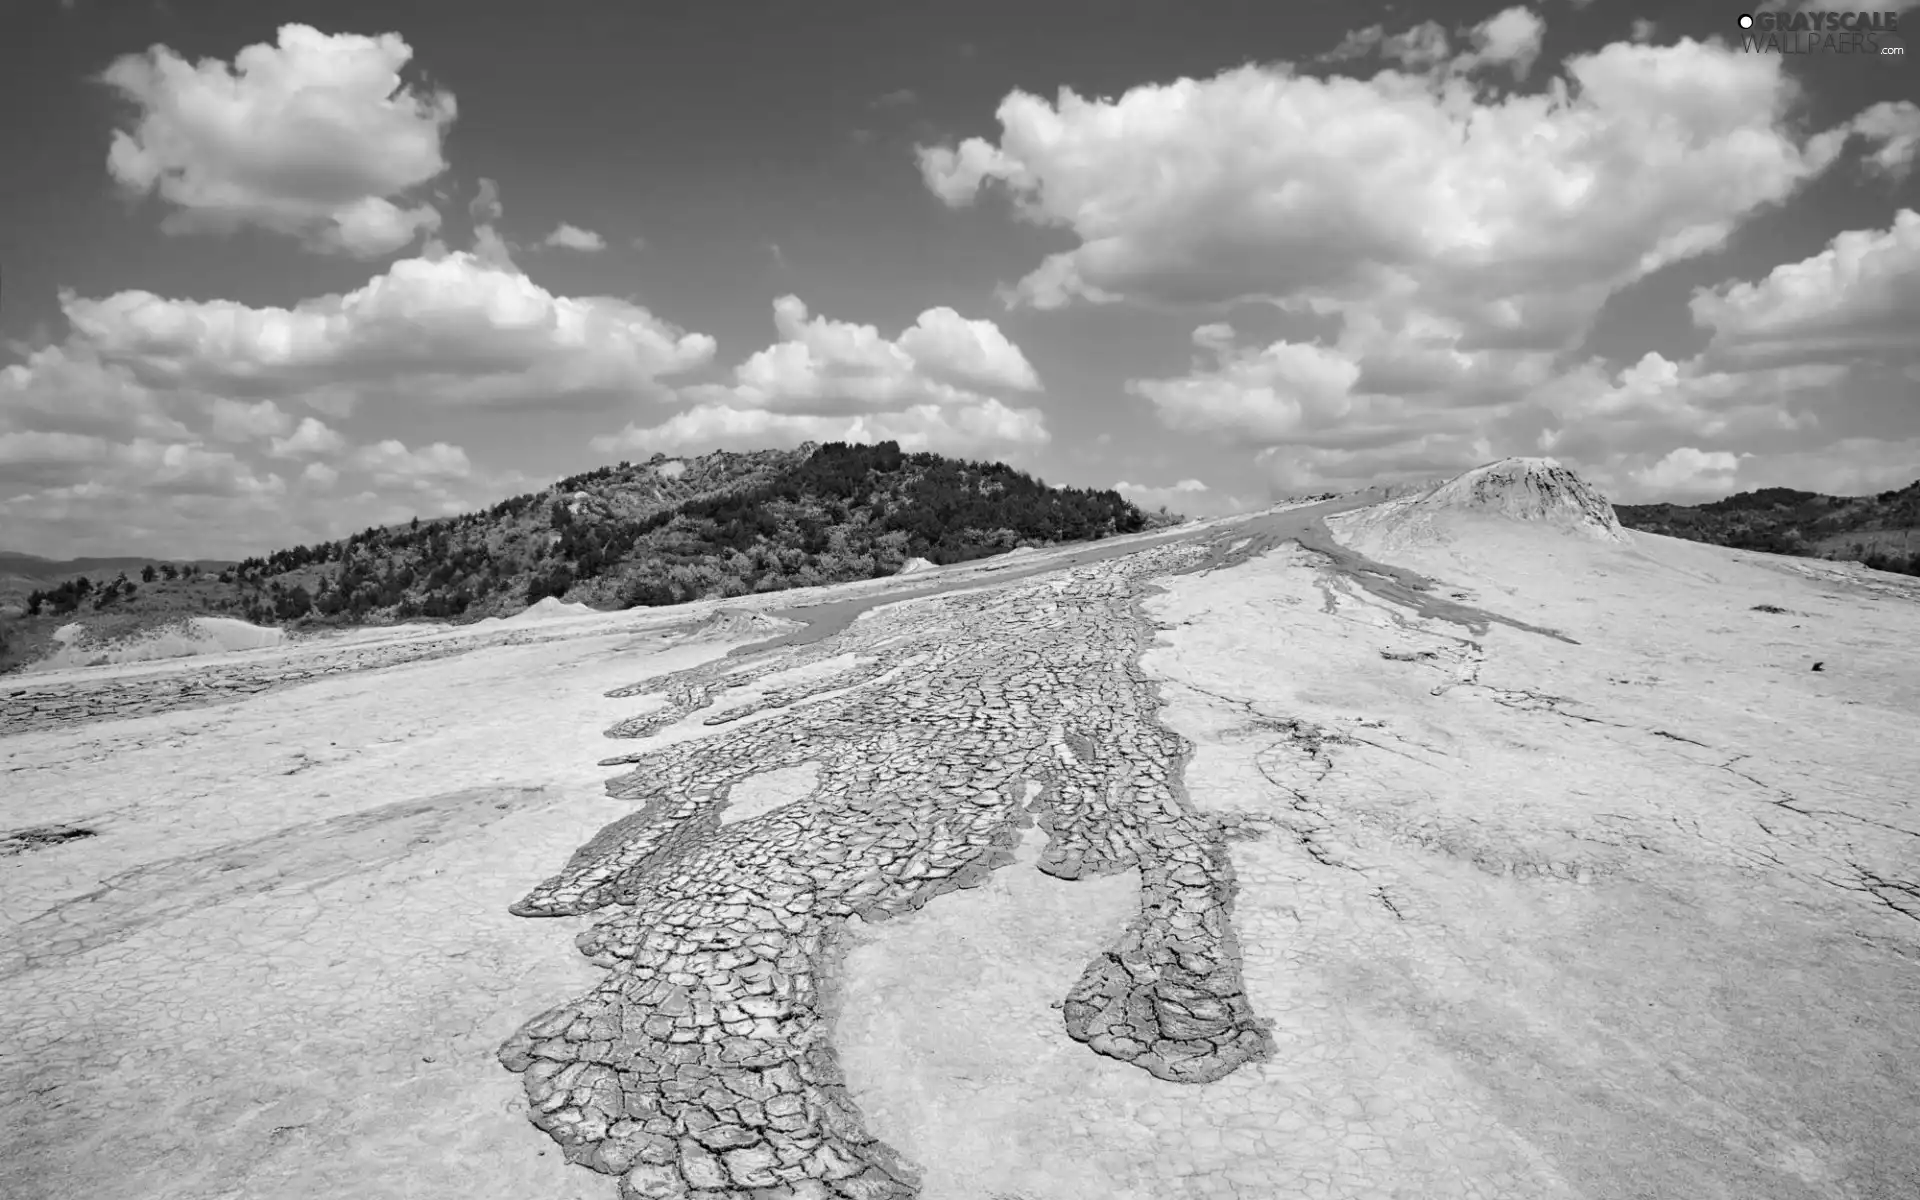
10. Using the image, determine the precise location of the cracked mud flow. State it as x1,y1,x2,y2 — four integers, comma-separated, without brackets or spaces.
496,543,1280,1199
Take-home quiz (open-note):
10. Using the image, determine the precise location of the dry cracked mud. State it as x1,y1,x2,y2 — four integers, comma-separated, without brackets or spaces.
5,502,1919,1200
495,543,1282,1198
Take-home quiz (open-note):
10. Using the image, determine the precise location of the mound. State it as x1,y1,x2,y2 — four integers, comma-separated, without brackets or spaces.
1330,457,1628,552
897,557,936,575
506,596,598,623
27,616,286,671
677,607,804,643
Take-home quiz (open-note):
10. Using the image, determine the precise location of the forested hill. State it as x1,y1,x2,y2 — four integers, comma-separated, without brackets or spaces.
21,441,1162,628
1614,479,1920,575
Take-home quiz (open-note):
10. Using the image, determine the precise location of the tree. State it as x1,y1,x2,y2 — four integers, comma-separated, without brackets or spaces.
141,564,157,583
162,563,179,581
274,585,313,620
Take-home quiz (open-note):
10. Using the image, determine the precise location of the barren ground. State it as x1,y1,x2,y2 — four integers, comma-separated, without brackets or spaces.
3,507,1916,1200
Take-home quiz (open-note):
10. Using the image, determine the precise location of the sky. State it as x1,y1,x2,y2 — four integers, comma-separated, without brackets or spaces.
0,0,1916,559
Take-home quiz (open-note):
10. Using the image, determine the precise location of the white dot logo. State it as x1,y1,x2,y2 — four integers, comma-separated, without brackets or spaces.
1739,13,1754,28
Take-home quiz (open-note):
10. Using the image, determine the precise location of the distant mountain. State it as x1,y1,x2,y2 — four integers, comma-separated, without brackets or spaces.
0,552,236,607
1615,479,1920,575
10,441,1165,637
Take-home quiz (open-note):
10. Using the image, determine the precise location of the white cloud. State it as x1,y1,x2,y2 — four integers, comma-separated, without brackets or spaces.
541,223,607,252
1627,447,1745,496
1462,7,1548,80
0,429,498,558
0,344,190,441
1631,19,1658,43
269,416,348,458
1531,353,1829,456
0,248,716,555
1127,326,1362,440
926,25,1919,500
595,295,1044,458
669,294,1041,417
1691,209,1920,368
351,438,471,486
1113,477,1256,515
206,398,294,444
1844,103,1920,180
57,251,717,413
919,36,1906,327
102,24,454,257
597,295,1048,458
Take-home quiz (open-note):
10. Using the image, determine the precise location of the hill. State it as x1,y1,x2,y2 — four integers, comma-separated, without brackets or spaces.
0,441,1163,673
1614,479,1920,574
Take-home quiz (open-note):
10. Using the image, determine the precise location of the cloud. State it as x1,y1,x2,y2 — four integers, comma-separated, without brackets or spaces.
919,35,1907,324
268,416,347,457
467,177,516,269
101,24,454,257
0,249,717,555
1127,325,1363,441
0,427,498,558
680,295,1040,412
1317,22,1453,69
1113,477,1255,515
541,223,607,252
594,296,1049,457
1839,102,1920,180
926,23,1920,501
591,398,1049,458
1627,447,1745,496
469,177,504,225
1462,7,1548,80
56,251,717,414
873,88,918,108
1582,436,1920,502
206,398,295,443
350,438,471,486
1691,209,1920,368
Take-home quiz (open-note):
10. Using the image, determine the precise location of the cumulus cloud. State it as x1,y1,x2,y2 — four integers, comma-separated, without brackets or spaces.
925,22,1920,500
102,24,455,257
1,247,717,555
1691,208,1920,368
57,251,717,413
687,295,1040,408
351,437,471,486
1461,7,1548,80
1113,477,1255,516
594,296,1049,457
920,36,1903,321
268,416,348,458
1128,325,1363,441
541,223,607,252
1628,447,1746,496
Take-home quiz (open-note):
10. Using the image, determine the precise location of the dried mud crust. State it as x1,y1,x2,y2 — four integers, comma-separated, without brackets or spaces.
497,543,1277,1199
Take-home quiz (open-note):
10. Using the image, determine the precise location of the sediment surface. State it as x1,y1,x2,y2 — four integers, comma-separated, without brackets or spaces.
4,506,1918,1200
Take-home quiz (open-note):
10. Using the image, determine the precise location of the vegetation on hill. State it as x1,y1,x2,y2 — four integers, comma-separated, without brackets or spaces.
1615,480,1920,575
2,442,1163,672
